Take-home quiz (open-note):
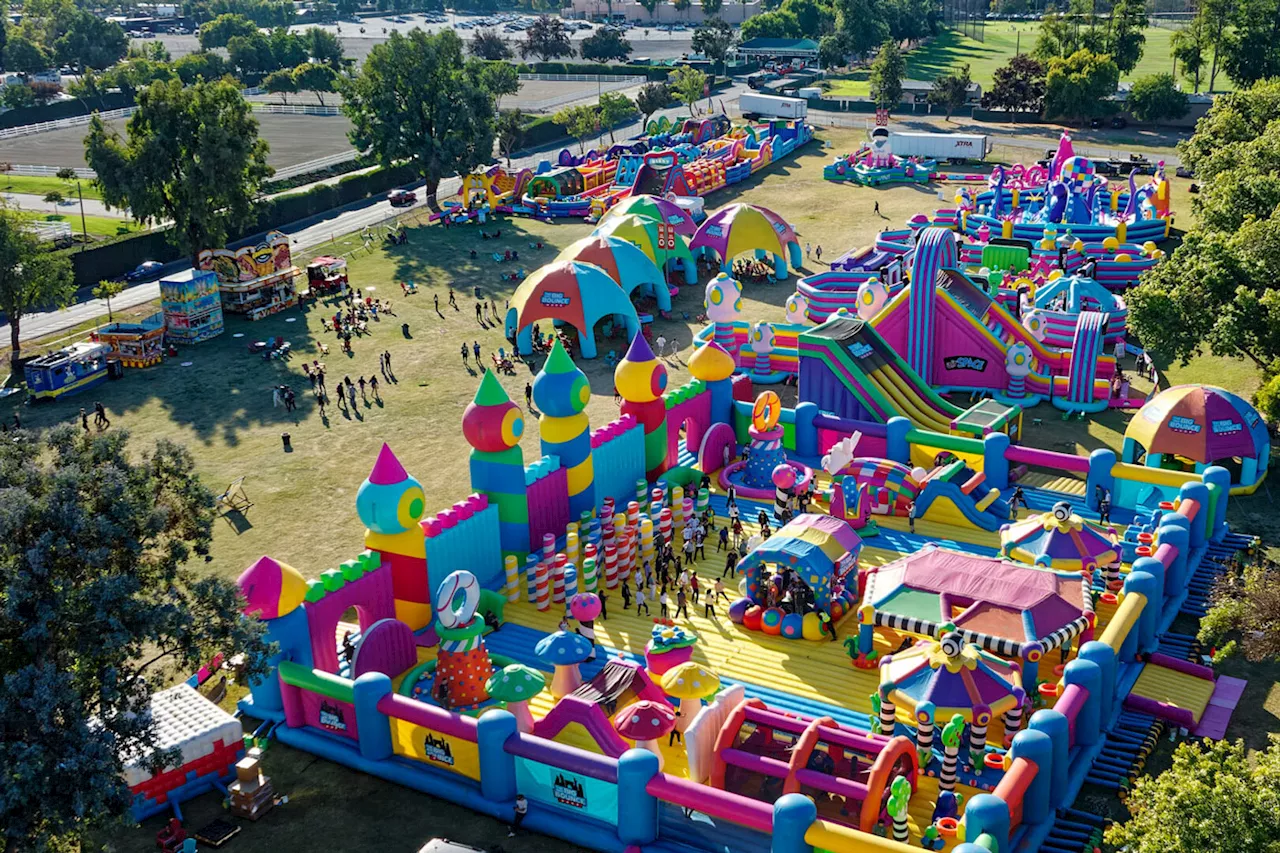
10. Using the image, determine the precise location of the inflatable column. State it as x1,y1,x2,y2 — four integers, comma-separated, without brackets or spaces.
463,372,530,563
357,444,431,629
704,272,743,359
1005,342,1034,399
433,571,494,709
615,333,670,482
534,339,596,519
687,340,737,437
749,322,776,381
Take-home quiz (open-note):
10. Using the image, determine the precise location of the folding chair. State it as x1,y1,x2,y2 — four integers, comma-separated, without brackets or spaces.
216,476,254,516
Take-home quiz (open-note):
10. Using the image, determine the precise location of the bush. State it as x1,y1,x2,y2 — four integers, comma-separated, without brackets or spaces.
1127,73,1190,123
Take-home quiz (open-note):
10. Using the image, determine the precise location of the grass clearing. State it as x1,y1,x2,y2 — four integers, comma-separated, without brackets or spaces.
15,125,1265,853
11,207,142,239
0,173,104,201
827,23,1226,95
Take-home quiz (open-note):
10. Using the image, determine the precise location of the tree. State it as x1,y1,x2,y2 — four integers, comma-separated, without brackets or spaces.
227,31,277,74
496,109,525,165
305,26,345,67
1171,12,1210,92
269,27,308,69
982,53,1046,113
670,64,708,115
132,40,173,63
93,278,125,322
292,61,338,106
869,39,905,110
5,35,51,74
342,29,498,207
0,426,271,852
636,80,670,129
597,90,635,142
263,67,297,103
173,50,232,84
581,27,633,63
29,80,61,105
703,0,724,14
781,0,833,37
1197,562,1280,661
43,190,63,211
1,84,35,110
1102,0,1146,74
85,78,272,268
1042,48,1119,121
638,0,661,20
927,63,970,119
0,209,74,368
54,11,128,70
1221,0,1280,86
1201,0,1234,92
198,12,259,48
692,18,735,73
471,60,520,107
1105,737,1280,853
834,0,889,55
741,9,801,40
1126,73,1189,122
673,0,693,22
521,15,574,61
819,32,850,68
1033,10,1092,61
471,28,513,60
97,56,177,98
553,102,599,153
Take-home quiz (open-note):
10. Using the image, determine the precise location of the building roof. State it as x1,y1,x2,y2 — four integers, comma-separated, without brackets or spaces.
735,37,820,56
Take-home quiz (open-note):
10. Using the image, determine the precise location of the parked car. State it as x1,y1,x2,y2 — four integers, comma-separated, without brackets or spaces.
124,260,164,282
388,189,417,207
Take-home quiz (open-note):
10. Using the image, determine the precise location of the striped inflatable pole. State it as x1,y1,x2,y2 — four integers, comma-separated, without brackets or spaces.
564,564,578,606
635,479,647,504
582,557,597,593
612,514,627,567
640,517,656,568
579,510,593,528
552,554,568,604
970,707,991,773
697,487,710,516
682,498,694,534
604,545,619,588
649,499,663,520
525,553,539,599
584,542,598,572
1105,559,1121,590
939,715,964,792
915,703,935,759
891,813,909,845
504,555,520,602
542,532,556,565
879,689,897,734
651,487,665,509
1002,701,1025,745
627,501,640,527
566,527,580,574
535,561,550,611
659,507,673,547
775,485,789,517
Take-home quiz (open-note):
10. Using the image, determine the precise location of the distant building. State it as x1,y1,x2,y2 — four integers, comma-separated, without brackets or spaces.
901,79,982,104
565,0,761,24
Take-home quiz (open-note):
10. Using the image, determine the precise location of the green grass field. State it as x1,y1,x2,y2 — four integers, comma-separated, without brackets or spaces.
16,126,1270,853
0,173,104,200
827,23,1211,96
13,208,141,239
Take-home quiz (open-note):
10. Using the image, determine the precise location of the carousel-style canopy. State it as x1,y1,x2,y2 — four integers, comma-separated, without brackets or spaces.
601,194,697,236
690,203,803,276
504,261,639,359
1000,501,1119,571
1125,385,1269,466
881,633,1025,722
592,213,697,284
556,235,672,311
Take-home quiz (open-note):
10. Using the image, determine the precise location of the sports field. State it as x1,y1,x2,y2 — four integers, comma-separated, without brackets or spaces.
826,23,1211,97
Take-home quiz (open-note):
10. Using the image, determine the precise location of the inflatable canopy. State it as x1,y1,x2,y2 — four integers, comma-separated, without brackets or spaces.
602,194,698,236
740,514,861,610
557,235,672,312
593,213,697,284
691,203,803,280
1123,384,1270,494
505,261,639,359
1000,502,1119,572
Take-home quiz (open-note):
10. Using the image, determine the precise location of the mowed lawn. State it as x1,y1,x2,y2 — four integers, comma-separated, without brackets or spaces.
827,23,1218,96
15,125,1276,852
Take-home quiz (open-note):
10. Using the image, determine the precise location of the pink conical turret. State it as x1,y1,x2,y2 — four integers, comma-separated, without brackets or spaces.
368,442,410,485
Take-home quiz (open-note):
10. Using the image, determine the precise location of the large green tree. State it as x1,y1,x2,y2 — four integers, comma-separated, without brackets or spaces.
982,53,1046,113
293,61,339,105
928,62,970,119
0,208,74,368
869,38,905,110
471,29,513,60
1106,737,1280,853
553,102,599,153
691,18,736,73
1171,12,1210,92
1221,0,1280,85
581,27,633,63
636,80,671,128
1103,0,1147,74
85,78,272,267
304,26,345,68
198,12,259,49
597,90,636,142
0,426,271,852
173,50,233,85
54,11,128,70
741,9,801,40
670,64,709,115
834,0,888,54
1126,72,1189,122
342,29,498,206
1042,48,1119,121
520,15,574,61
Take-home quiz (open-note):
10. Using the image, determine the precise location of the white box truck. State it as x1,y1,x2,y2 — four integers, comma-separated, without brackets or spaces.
888,132,989,161
738,93,809,120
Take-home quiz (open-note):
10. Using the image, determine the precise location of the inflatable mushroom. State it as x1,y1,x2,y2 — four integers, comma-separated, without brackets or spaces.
534,630,595,698
660,661,720,732
613,700,677,771
485,664,546,733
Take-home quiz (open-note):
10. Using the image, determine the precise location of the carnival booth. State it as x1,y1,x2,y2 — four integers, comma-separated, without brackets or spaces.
198,231,300,321
160,268,224,344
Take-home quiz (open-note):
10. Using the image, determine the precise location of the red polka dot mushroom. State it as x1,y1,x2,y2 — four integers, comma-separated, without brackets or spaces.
613,700,677,771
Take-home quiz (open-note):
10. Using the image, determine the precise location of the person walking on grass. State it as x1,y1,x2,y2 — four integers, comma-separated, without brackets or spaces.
80,408,89,432
94,401,110,430
461,342,469,366
525,382,533,409
449,287,457,309
473,341,482,363
370,375,380,402
358,376,367,402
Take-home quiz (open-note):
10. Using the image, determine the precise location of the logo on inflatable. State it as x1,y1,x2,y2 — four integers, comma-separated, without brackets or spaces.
944,356,987,372
1211,418,1242,435
540,291,572,308
1169,416,1202,434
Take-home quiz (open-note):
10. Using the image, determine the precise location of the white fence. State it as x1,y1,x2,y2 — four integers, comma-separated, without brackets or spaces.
4,164,96,178
272,151,361,181
0,106,135,140
255,103,343,116
24,220,72,243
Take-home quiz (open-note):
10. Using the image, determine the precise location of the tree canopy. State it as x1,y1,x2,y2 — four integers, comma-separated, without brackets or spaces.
197,12,259,49
581,27,632,63
691,18,736,73
636,80,671,127
927,63,970,119
1127,73,1189,123
471,28,513,60
521,15,574,61
1042,48,1119,121
1106,737,1280,853
342,29,499,205
85,78,272,267
0,426,271,851
981,53,1046,113
869,39,905,110
669,65,709,115
597,90,636,142
0,207,74,368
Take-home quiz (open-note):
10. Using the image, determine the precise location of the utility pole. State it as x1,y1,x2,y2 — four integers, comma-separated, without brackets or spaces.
76,180,88,251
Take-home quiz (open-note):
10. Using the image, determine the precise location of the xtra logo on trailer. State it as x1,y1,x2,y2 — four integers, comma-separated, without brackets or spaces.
953,141,975,148
552,773,588,809
1169,416,1202,434
540,291,572,308
944,356,987,372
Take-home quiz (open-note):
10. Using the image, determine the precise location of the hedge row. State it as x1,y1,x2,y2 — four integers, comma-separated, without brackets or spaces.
522,62,676,82
0,91,135,129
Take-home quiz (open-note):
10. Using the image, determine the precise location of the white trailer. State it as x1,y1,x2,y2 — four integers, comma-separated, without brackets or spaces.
888,132,989,161
738,93,809,120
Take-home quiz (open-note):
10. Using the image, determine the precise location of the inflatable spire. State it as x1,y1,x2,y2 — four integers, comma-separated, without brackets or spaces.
356,444,432,628
615,332,669,481
463,371,530,561
533,338,596,519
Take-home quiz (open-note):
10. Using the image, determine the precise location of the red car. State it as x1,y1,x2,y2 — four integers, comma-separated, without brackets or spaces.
389,189,417,207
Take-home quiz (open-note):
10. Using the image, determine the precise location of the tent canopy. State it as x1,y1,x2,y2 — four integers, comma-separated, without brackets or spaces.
1000,504,1119,571
556,235,672,311
593,213,696,284
1126,384,1269,464
881,637,1024,720
691,203,799,263
602,194,697,237
505,260,639,359
739,514,861,609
